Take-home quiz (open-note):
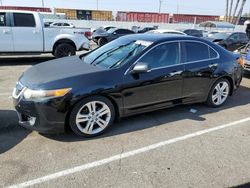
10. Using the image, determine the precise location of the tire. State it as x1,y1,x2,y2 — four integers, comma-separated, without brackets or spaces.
54,43,76,58
206,78,231,107
69,96,115,137
98,38,107,46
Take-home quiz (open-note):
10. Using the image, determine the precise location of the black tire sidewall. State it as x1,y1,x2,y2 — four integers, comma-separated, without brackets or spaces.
98,38,107,46
69,96,115,137
207,78,230,107
54,43,76,58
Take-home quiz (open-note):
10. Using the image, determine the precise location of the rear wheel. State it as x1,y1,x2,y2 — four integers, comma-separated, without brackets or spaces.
54,43,76,58
98,38,108,46
206,78,230,107
69,96,115,137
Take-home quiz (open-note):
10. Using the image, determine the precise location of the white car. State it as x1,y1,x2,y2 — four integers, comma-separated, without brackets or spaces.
147,29,187,35
50,22,75,28
0,10,91,58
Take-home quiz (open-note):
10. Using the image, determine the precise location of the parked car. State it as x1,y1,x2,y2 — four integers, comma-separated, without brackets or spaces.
0,10,91,58
207,32,249,51
50,22,75,28
13,34,243,137
137,27,156,33
147,29,187,35
92,28,135,46
235,42,250,74
179,29,203,37
92,26,116,34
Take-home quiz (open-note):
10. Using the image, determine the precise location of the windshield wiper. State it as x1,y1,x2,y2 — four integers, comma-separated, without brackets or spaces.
109,44,142,69
91,41,135,66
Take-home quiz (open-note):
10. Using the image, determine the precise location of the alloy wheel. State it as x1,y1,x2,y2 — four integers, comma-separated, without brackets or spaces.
212,81,229,106
75,101,111,135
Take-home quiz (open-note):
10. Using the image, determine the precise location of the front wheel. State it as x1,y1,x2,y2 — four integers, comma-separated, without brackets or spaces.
54,43,76,58
98,38,108,46
206,78,230,107
69,96,115,137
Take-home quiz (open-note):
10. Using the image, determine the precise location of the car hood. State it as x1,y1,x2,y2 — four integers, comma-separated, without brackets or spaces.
20,56,103,89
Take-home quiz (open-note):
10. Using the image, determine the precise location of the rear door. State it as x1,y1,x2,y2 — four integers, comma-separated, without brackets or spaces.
0,12,14,52
11,13,43,52
181,41,219,103
238,33,249,47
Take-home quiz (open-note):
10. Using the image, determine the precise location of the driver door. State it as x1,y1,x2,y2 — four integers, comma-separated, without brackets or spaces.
122,42,184,115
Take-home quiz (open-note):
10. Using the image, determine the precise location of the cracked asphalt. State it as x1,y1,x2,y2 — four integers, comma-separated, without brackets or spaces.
0,54,250,188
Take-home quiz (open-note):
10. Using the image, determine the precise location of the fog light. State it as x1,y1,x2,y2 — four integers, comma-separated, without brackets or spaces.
28,116,36,126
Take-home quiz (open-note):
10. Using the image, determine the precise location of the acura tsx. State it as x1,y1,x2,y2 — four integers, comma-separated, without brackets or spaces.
13,34,244,137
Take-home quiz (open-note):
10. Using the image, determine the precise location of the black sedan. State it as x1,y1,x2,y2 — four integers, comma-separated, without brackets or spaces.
13,34,243,137
207,32,249,51
92,28,135,46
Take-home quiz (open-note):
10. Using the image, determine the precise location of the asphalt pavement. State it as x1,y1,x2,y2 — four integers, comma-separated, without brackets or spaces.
0,54,250,188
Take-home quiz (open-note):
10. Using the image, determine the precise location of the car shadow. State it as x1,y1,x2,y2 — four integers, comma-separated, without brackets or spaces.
0,110,31,154
43,84,250,142
230,182,250,188
0,56,54,66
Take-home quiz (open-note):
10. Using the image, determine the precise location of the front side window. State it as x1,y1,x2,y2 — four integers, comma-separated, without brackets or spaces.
139,42,180,69
0,13,6,27
181,42,209,63
13,13,36,27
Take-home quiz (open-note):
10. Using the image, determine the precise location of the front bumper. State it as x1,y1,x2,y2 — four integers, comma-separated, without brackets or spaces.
13,88,66,134
244,60,250,74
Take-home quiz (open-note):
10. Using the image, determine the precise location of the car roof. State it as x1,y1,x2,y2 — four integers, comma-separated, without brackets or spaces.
121,33,205,43
0,10,39,14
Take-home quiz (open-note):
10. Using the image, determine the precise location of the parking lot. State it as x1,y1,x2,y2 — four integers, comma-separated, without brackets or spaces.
0,54,250,188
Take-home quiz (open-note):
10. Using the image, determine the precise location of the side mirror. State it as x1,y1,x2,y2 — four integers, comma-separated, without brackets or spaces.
130,62,150,74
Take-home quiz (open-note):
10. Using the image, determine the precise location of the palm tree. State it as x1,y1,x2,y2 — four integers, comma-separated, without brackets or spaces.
228,0,234,22
225,0,229,21
231,0,240,23
236,0,247,25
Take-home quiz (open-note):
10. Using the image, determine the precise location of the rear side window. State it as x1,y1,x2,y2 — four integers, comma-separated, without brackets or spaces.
13,13,36,27
116,29,134,34
181,42,209,63
0,13,6,26
209,47,218,58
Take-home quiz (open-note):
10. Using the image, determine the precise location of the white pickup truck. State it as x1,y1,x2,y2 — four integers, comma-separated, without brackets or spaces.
0,10,91,58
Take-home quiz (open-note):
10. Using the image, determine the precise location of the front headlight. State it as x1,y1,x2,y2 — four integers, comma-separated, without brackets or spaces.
23,88,71,100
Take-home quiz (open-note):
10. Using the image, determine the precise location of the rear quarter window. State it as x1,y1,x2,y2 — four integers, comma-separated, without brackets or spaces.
0,13,6,26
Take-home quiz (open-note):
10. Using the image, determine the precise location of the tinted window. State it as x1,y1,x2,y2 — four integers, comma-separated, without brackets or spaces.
116,29,134,34
239,33,248,41
229,33,239,41
181,42,209,63
209,47,218,58
0,13,6,26
63,23,70,26
13,13,35,27
139,42,179,69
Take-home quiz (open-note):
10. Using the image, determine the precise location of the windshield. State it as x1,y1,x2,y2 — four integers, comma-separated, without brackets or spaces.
212,33,231,40
83,38,152,69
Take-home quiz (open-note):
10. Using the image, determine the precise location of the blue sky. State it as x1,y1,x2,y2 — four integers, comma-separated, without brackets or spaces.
1,0,250,16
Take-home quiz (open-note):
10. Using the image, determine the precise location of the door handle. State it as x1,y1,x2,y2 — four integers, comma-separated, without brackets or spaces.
168,71,183,77
209,63,218,68
3,30,10,34
33,30,39,34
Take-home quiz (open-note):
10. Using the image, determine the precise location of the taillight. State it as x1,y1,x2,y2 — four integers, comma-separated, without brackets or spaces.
237,57,245,67
85,31,92,39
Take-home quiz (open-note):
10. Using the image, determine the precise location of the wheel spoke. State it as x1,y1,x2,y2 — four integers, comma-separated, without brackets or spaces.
86,102,96,113
215,85,220,92
221,91,228,97
76,114,89,123
220,82,228,91
212,94,218,101
218,95,222,104
84,121,94,133
96,118,108,129
97,106,109,117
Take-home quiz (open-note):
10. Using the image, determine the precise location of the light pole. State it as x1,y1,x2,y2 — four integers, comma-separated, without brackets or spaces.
0,0,3,6
97,0,99,10
41,0,44,8
159,0,162,13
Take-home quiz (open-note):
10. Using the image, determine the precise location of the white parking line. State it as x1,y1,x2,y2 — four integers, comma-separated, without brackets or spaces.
0,93,11,96
8,117,250,188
